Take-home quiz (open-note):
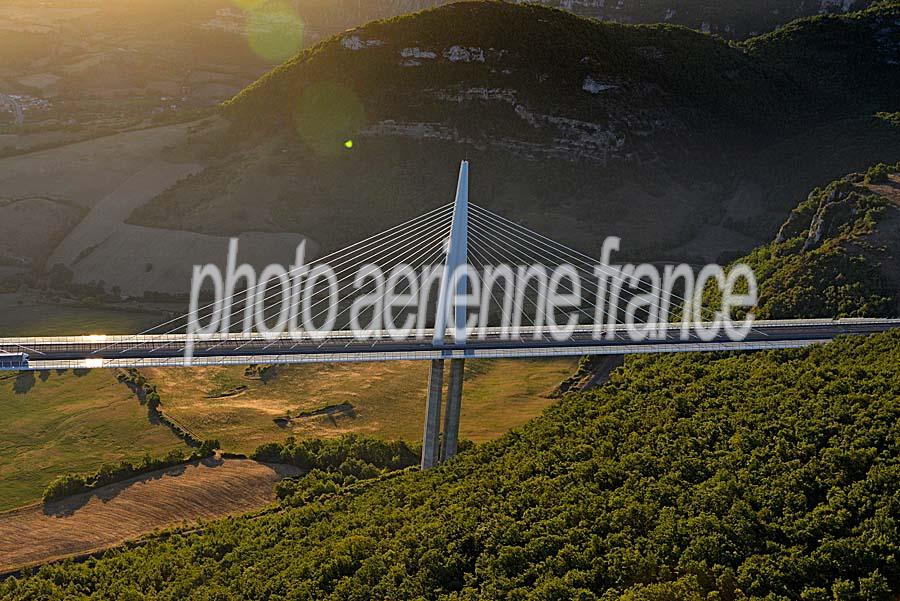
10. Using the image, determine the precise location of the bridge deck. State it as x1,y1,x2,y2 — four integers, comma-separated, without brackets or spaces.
2,319,898,370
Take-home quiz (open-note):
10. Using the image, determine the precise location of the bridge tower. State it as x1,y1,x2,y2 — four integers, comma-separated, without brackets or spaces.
421,161,469,469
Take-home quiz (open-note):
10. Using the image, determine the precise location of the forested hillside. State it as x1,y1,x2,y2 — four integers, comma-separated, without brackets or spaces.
3,330,898,599
734,163,900,318
743,1,900,116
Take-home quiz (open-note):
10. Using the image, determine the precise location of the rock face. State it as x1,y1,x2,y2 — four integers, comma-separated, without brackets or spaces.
777,184,861,250
802,188,858,251
775,177,889,253
758,167,900,319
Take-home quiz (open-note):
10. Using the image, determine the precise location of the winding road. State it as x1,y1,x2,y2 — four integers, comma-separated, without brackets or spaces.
0,94,24,126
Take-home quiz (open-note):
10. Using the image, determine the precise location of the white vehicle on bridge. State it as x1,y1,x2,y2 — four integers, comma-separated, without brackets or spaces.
0,352,29,370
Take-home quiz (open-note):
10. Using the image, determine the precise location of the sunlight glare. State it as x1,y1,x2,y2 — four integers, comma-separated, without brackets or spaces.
293,81,366,157
246,1,305,64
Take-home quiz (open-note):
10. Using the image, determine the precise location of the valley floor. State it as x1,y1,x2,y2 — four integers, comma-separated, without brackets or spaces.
0,357,575,511
154,358,578,453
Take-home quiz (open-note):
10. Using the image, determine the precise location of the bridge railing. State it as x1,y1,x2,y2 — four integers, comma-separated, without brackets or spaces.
3,318,900,347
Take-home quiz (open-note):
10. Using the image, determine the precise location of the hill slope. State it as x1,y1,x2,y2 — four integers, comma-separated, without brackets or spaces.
125,1,900,273
223,2,799,134
301,0,880,41
0,357,574,510
3,331,898,598
743,1,900,116
0,458,299,574
0,368,186,511
735,163,900,318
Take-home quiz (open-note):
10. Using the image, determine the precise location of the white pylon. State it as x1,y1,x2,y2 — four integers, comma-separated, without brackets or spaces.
433,160,469,346
423,161,469,470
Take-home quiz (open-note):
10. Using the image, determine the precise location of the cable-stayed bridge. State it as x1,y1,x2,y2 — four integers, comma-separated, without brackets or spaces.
2,161,899,467
3,320,899,370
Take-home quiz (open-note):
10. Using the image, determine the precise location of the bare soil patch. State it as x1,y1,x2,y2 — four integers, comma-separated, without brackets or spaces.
0,457,299,574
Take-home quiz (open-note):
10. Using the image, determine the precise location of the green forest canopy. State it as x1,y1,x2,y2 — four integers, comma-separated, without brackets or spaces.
4,328,898,599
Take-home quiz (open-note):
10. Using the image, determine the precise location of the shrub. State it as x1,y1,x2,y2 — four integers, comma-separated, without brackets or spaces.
251,434,424,507
198,439,220,456
41,444,216,505
864,162,891,184
42,474,87,504
251,434,420,474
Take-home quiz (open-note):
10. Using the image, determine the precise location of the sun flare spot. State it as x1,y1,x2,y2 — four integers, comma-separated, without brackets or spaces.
293,81,365,157
246,1,305,63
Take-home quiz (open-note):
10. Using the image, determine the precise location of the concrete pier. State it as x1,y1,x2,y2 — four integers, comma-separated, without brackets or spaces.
420,359,445,469
440,358,465,461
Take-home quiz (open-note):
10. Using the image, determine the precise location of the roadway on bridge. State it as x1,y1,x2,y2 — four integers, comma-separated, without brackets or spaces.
2,319,899,370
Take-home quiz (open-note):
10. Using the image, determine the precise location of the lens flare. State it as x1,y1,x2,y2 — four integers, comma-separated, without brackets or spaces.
246,1,305,64
294,81,366,157
230,0,267,10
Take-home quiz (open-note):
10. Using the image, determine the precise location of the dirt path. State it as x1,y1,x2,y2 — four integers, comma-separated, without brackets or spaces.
0,458,299,574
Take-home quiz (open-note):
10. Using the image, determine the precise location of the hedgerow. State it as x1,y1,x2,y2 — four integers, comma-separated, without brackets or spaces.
41,441,219,504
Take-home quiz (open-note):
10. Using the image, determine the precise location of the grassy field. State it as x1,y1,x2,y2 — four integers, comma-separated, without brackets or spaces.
0,356,576,509
0,368,187,511
0,294,168,337
149,358,578,454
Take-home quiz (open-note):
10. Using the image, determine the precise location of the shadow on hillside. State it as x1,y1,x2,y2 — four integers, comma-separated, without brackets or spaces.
11,369,65,393
264,462,303,479
147,403,164,425
12,371,35,394
119,378,164,426
41,456,226,517
260,365,279,384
